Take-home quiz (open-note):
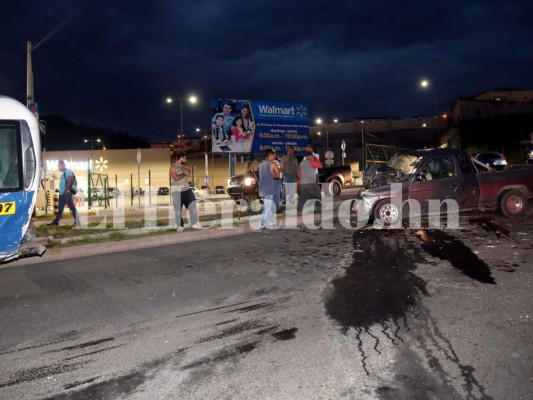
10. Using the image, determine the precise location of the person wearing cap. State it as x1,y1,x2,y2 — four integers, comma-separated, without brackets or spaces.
169,152,202,231
298,149,323,213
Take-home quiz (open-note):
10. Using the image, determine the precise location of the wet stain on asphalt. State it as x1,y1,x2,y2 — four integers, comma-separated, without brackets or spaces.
325,230,427,373
49,348,187,399
325,228,494,399
467,217,512,240
415,230,496,284
63,376,99,390
0,330,80,356
182,342,258,370
0,361,88,388
271,327,298,341
226,301,273,314
236,341,258,354
196,319,268,344
51,337,115,352
62,344,125,362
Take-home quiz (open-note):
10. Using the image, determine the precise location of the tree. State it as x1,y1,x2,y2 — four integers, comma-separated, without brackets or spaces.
41,115,151,150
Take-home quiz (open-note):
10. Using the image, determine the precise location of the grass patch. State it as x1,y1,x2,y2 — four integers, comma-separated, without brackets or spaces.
35,208,264,248
49,229,177,248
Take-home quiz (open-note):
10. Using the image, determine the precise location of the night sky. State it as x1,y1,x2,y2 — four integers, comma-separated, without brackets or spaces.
2,0,533,141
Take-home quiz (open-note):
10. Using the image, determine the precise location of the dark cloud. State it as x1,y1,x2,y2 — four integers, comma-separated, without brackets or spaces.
2,0,532,141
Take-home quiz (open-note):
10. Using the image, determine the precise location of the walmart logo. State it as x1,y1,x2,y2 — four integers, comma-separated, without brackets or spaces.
295,104,307,118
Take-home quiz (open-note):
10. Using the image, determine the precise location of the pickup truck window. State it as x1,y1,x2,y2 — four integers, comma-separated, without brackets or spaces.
457,152,474,174
419,156,456,180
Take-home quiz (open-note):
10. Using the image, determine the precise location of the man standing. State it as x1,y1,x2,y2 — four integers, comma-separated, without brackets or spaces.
298,149,323,213
526,132,533,164
273,155,282,212
48,160,79,226
305,145,320,180
281,146,298,203
258,148,281,233
169,152,202,232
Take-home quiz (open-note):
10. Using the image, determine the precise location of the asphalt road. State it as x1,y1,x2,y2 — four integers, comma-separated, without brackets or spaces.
0,206,532,399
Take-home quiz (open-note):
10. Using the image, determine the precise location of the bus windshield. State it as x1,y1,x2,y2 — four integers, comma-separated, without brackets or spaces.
0,122,21,191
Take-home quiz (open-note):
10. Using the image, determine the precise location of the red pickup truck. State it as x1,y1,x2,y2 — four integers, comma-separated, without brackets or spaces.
354,148,533,225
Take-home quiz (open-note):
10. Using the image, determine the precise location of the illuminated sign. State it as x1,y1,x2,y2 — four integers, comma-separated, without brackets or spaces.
45,159,107,172
210,98,309,155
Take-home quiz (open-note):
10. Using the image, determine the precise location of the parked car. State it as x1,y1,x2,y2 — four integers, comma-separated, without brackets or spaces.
226,162,353,201
354,148,533,225
473,151,508,171
157,186,169,195
132,187,145,196
215,185,225,194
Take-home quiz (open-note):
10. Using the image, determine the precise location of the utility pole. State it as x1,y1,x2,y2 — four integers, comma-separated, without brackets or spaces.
26,41,34,106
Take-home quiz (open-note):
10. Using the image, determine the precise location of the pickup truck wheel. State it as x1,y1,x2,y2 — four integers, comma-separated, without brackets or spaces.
374,200,401,226
327,180,342,196
499,189,527,218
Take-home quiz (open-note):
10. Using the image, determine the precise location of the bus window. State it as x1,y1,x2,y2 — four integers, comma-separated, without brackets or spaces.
0,123,21,190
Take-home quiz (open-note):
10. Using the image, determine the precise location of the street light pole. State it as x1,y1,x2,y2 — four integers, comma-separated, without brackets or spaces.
26,41,34,106
84,138,101,171
203,135,209,186
420,79,440,132
166,95,198,138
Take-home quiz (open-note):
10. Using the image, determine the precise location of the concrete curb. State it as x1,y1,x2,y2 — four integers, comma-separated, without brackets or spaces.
4,221,254,268
3,212,320,268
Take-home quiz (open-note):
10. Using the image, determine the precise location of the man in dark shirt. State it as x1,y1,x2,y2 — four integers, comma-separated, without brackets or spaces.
526,132,533,164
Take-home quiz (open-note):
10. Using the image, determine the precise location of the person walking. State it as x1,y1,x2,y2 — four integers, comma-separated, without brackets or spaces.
297,149,323,213
258,148,281,233
169,152,202,232
281,146,298,204
48,160,79,226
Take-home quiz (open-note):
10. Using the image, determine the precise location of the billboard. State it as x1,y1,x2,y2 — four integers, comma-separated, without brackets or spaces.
211,98,309,155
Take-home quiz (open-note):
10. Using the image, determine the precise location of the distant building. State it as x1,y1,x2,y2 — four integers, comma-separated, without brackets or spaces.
309,116,443,170
450,89,533,123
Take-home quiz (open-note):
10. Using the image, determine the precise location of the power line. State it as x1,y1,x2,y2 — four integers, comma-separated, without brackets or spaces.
33,0,92,51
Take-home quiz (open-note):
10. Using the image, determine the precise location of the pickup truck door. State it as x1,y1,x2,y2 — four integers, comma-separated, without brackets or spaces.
408,155,462,214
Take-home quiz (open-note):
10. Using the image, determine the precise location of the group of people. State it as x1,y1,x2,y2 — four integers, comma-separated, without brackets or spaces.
211,100,254,147
257,146,322,233
46,131,533,229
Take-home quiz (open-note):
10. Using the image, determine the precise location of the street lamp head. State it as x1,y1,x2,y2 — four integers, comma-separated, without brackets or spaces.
189,95,198,104
316,118,323,125
166,97,173,104
420,79,429,88
317,131,321,136
333,118,338,124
